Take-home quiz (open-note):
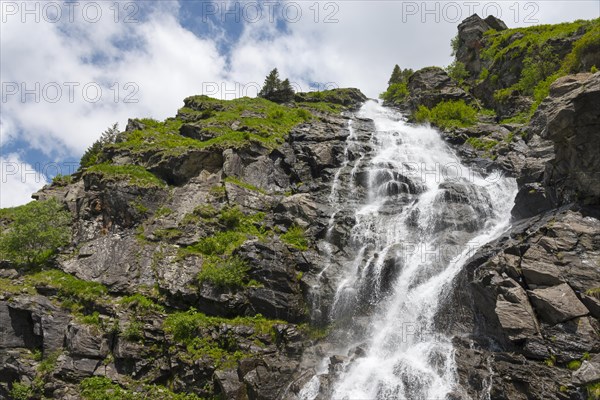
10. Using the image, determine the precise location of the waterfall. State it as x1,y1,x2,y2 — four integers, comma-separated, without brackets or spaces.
300,101,517,400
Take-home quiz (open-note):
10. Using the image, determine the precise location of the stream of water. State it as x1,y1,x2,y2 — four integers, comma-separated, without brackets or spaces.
300,101,517,400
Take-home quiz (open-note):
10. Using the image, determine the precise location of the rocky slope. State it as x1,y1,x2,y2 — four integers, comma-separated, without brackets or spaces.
1,14,599,400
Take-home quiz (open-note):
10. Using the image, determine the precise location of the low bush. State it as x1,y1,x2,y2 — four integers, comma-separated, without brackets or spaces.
414,100,478,129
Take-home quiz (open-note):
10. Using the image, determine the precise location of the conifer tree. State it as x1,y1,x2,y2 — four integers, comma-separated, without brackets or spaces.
258,69,295,103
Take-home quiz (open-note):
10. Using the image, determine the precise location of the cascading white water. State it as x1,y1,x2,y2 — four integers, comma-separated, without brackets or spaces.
301,101,517,400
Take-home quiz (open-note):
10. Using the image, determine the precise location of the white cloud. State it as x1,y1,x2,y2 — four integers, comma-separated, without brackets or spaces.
0,1,229,158
0,153,49,208
1,0,598,206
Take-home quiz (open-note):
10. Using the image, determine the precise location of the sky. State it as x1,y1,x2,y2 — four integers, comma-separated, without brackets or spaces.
1,0,599,207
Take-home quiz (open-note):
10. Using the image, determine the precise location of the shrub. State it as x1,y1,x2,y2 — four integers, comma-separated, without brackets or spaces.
413,100,478,129
380,82,410,104
0,199,71,266
197,256,250,288
280,225,309,250
446,61,470,84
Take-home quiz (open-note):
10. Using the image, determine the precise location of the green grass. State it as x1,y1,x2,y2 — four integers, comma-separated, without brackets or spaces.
197,256,251,288
122,320,144,341
567,360,582,370
588,382,600,400
280,225,309,250
187,231,248,256
80,376,203,400
52,174,73,186
154,206,173,218
482,18,600,117
182,206,266,257
466,137,499,151
27,269,108,303
224,176,266,194
414,100,478,129
164,309,285,367
119,293,165,313
86,164,165,188
110,97,324,159
153,228,184,241
9,382,33,400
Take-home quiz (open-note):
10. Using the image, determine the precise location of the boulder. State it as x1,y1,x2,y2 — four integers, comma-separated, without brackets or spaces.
528,283,589,325
406,67,472,111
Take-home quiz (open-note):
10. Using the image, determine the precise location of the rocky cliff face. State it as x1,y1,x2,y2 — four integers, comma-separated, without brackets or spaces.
1,14,599,400
0,90,373,399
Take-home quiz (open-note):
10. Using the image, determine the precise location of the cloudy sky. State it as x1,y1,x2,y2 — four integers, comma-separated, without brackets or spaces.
1,0,599,207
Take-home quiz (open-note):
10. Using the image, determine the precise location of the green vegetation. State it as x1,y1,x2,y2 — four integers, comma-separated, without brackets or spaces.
466,137,499,152
258,68,295,103
0,198,71,266
80,123,119,168
380,82,410,104
224,176,266,194
588,382,600,400
280,225,309,251
154,206,173,218
120,293,165,313
86,164,165,188
183,206,266,257
164,309,283,367
80,376,203,400
52,174,73,186
28,269,108,304
380,65,413,104
544,355,557,367
481,18,600,118
197,256,252,288
567,360,582,370
414,100,478,129
446,60,469,85
122,320,144,341
153,228,184,241
79,311,102,326
9,382,33,400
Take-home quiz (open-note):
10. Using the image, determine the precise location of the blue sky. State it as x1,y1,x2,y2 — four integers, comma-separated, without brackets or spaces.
1,0,599,207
